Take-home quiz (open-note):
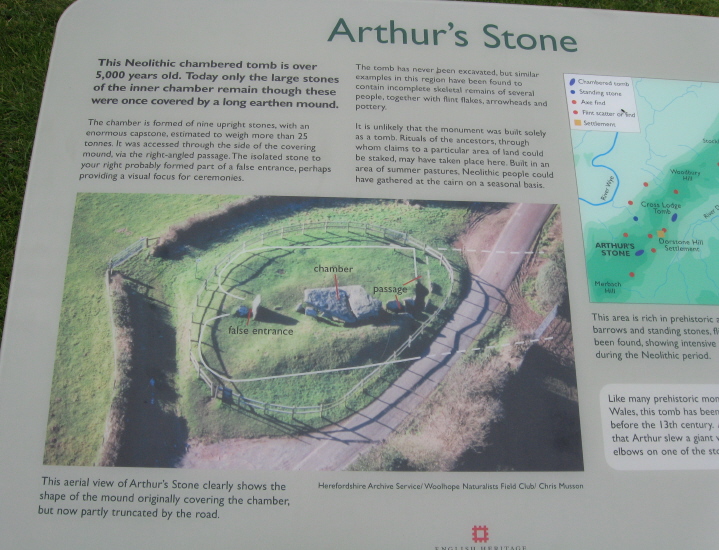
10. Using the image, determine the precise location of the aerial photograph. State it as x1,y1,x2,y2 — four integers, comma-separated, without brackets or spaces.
44,194,582,471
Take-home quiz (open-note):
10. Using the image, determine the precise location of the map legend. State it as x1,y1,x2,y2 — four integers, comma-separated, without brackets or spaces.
565,74,640,133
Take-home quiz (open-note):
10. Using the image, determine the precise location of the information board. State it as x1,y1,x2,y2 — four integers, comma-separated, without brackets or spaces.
1,0,718,548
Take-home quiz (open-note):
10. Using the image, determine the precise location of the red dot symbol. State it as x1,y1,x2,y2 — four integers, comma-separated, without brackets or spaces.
662,228,667,232
648,234,653,238
623,232,629,237
651,248,656,253
573,110,578,114
673,189,679,194
628,200,634,205
643,182,649,187
572,100,577,104
629,272,635,277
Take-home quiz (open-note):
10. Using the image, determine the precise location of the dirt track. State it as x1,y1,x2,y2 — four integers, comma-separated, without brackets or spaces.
180,203,554,470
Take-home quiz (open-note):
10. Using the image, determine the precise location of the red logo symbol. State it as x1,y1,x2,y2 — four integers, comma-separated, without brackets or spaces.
472,525,489,543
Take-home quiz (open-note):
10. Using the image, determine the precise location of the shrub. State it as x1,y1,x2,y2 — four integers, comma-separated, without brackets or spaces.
535,260,567,309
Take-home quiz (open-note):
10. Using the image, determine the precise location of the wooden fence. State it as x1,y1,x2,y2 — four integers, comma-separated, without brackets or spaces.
190,220,457,418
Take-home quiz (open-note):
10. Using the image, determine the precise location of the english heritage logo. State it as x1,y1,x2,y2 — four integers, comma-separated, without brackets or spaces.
472,525,489,543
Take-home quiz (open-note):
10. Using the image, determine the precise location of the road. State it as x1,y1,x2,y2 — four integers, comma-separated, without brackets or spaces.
180,203,555,470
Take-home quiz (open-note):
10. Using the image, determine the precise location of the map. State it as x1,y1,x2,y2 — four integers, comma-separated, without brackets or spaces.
568,75,719,304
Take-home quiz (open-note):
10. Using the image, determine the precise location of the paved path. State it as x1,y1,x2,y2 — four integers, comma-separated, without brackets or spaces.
181,203,554,470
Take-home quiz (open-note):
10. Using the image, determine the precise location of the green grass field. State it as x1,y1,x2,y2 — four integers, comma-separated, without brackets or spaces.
196,226,453,407
44,193,242,465
44,194,469,463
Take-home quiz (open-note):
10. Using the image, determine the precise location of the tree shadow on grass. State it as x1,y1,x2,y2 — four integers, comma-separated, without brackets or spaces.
456,345,584,472
115,288,188,468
